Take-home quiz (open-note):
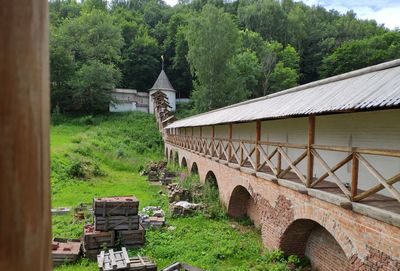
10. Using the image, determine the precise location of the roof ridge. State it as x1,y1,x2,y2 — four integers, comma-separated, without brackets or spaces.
174,59,400,123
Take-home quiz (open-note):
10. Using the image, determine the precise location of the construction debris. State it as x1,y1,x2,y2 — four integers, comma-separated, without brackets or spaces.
117,224,146,249
161,262,206,271
160,170,177,185
141,160,167,176
140,206,166,229
167,183,191,203
83,224,115,260
94,196,140,231
52,238,82,267
97,248,156,271
51,207,71,215
170,201,203,217
83,196,146,260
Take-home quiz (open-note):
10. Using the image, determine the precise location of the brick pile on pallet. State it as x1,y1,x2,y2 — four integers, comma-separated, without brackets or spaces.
52,238,82,267
83,196,145,260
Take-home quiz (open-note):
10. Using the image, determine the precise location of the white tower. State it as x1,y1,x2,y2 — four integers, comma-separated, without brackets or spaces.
149,68,176,114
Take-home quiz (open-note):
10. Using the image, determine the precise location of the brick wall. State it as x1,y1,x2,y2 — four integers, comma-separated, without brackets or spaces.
305,225,350,271
168,145,400,271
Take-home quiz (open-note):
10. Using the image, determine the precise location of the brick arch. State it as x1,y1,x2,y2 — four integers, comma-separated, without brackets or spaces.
181,156,188,168
205,170,218,189
228,185,261,226
280,218,352,271
190,162,199,174
174,151,179,164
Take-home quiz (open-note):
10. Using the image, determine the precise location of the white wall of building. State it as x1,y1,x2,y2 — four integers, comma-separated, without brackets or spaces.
187,109,400,198
149,90,176,114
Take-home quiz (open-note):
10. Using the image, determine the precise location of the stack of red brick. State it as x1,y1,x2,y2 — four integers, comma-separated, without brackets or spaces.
83,196,145,260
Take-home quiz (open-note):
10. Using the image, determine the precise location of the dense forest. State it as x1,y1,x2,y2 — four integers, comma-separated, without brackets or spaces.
49,0,400,113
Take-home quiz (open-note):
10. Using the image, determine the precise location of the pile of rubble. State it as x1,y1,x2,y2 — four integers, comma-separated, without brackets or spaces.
167,183,203,217
141,160,177,184
140,206,166,229
98,247,156,271
83,196,145,260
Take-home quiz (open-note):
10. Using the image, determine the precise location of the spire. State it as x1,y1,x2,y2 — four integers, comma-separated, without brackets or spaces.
150,58,175,92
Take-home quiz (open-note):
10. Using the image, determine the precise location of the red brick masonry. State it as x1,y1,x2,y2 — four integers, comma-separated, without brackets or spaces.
167,144,400,271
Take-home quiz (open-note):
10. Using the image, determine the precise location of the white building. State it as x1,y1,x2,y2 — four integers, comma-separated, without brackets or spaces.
109,89,149,113
109,69,177,114
149,69,176,114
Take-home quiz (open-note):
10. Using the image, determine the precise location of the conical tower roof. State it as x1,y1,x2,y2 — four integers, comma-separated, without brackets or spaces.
150,69,176,92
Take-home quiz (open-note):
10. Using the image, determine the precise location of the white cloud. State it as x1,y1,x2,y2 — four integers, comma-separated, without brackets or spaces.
299,0,400,29
162,0,400,29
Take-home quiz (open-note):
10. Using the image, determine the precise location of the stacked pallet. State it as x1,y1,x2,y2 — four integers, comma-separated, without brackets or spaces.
83,196,146,260
97,248,156,271
52,238,82,267
83,224,115,260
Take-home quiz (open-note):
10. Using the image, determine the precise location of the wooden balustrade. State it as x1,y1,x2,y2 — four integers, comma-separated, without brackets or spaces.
166,134,400,203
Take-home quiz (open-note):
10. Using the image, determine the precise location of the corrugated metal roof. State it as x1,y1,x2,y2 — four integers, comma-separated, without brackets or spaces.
166,59,400,129
150,69,176,92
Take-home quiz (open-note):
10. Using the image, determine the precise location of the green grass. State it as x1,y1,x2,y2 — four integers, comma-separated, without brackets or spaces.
51,112,306,271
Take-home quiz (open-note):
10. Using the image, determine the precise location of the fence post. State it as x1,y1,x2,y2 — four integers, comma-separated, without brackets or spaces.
307,115,316,187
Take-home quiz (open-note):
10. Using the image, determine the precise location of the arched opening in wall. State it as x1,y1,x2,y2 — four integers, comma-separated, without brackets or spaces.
205,171,218,189
165,148,169,160
191,162,198,175
169,149,173,162
280,219,350,271
181,157,187,168
174,152,179,165
227,185,260,227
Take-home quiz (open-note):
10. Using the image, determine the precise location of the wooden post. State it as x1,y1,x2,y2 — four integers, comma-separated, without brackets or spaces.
228,124,233,161
351,153,359,200
307,115,316,187
256,120,261,171
191,127,194,150
211,125,215,156
200,126,203,153
277,152,282,175
0,1,52,270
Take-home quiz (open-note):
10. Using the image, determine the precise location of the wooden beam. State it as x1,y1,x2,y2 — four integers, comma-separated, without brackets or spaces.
307,115,315,187
256,120,261,170
228,124,232,161
0,1,52,270
354,173,400,202
351,153,359,200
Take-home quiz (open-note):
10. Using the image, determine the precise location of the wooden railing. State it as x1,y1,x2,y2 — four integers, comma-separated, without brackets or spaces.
166,134,400,203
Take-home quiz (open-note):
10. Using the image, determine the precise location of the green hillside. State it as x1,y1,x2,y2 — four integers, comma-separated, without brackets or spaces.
51,113,307,271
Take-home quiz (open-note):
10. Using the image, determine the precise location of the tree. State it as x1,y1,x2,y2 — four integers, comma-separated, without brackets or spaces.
320,31,400,77
238,0,288,43
121,33,161,90
50,9,124,112
186,4,245,112
70,60,121,112
228,50,261,98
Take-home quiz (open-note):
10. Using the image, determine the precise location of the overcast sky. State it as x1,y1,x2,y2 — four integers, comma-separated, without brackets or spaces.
163,0,400,29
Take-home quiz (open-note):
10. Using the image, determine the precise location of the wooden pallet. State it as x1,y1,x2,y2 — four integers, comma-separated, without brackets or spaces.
84,224,115,250
94,196,139,216
118,224,145,248
97,248,156,271
128,255,157,271
95,215,140,231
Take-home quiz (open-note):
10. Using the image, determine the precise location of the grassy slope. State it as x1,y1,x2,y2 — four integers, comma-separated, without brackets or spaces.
51,113,296,271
